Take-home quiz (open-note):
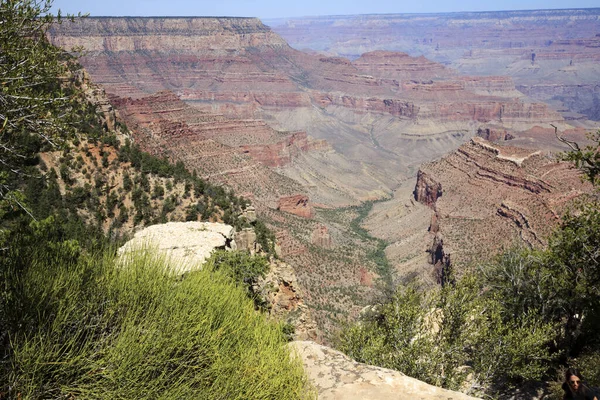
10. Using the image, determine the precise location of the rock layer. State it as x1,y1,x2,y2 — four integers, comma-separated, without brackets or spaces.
415,137,593,270
278,194,314,218
49,16,564,183
267,9,600,120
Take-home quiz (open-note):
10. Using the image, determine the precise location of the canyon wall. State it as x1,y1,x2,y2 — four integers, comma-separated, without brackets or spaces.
267,9,600,121
414,137,592,273
49,16,565,185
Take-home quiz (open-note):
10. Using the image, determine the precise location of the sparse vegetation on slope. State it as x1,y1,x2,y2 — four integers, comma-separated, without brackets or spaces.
348,200,394,294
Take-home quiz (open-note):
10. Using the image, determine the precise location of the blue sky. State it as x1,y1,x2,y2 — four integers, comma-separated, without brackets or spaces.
50,0,600,19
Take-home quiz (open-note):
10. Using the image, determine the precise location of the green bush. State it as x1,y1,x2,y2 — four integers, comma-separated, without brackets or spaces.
338,275,556,393
206,250,270,308
2,245,311,399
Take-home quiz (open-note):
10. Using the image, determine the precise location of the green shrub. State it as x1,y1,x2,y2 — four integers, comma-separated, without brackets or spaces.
205,250,270,308
3,246,311,399
338,275,556,393
254,220,276,256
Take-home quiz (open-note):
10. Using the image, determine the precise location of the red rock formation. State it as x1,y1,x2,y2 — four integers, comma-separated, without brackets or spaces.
358,267,374,287
277,195,314,218
425,100,561,124
48,17,564,137
241,132,329,167
111,91,328,169
458,76,518,95
268,10,600,120
429,213,440,234
415,137,594,269
477,126,514,142
414,170,442,208
311,93,419,118
353,51,453,80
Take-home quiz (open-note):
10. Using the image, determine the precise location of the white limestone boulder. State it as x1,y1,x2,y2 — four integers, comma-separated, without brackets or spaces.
118,221,235,273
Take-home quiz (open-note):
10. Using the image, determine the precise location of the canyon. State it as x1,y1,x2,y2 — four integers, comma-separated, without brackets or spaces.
49,16,569,185
48,14,597,338
267,8,600,122
362,137,593,286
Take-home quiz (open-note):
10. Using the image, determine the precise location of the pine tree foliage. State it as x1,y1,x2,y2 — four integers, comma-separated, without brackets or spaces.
0,0,84,216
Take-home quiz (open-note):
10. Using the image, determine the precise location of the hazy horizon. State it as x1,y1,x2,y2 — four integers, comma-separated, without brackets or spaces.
50,0,600,19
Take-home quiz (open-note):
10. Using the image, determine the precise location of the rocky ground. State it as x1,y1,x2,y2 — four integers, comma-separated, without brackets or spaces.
291,341,480,400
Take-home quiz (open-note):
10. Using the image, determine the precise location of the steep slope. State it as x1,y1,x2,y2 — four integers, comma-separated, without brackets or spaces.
35,71,252,237
412,137,592,279
363,137,594,286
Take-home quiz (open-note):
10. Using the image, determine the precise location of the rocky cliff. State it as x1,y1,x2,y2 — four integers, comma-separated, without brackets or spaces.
109,90,385,209
414,137,593,272
118,221,318,340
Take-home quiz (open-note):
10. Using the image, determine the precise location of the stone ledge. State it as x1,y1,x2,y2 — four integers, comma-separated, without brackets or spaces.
290,341,480,400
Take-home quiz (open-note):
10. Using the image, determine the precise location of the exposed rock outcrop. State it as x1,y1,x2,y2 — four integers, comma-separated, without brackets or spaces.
240,131,329,167
429,234,453,285
477,126,514,142
47,16,575,341
311,225,332,249
291,341,480,400
119,221,318,339
257,261,318,341
69,68,118,133
277,194,314,218
240,205,257,223
108,91,321,206
49,17,564,173
353,50,453,80
414,137,593,269
414,170,442,208
118,221,234,273
233,228,258,252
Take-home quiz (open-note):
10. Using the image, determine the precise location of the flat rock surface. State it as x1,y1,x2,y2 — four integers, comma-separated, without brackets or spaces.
291,341,480,400
118,222,234,273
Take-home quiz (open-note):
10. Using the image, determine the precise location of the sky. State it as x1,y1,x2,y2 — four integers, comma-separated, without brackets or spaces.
49,0,600,19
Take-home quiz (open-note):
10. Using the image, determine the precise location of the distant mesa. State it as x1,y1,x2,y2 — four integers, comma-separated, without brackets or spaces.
266,9,600,121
